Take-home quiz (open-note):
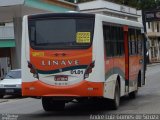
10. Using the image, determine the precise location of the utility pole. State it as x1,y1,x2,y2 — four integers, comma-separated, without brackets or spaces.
142,9,147,86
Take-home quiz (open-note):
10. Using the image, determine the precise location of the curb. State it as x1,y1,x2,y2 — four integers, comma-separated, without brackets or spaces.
0,99,8,103
147,63,160,67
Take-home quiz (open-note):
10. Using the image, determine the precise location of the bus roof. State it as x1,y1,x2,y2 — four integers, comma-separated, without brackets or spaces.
26,12,143,28
96,14,143,28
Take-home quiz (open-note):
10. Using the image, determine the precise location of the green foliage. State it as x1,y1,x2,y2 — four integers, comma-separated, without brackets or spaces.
139,0,156,9
106,0,157,10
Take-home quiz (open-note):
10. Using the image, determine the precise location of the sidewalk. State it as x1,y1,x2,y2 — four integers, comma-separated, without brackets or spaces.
0,99,8,103
147,63,160,67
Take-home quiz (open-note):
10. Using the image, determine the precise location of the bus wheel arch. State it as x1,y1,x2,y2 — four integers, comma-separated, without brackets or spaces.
117,75,121,96
109,75,121,110
128,71,140,99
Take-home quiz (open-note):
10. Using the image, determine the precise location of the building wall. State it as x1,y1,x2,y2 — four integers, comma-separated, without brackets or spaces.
146,21,160,63
0,23,14,76
11,17,22,69
78,0,140,21
0,26,14,39
0,0,77,70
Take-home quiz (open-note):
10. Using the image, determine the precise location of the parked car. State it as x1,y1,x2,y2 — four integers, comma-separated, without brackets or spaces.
0,69,21,98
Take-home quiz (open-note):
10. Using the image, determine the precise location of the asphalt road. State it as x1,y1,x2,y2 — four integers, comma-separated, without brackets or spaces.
0,64,160,120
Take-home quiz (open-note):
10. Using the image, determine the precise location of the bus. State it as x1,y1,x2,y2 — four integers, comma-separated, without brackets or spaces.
21,13,146,111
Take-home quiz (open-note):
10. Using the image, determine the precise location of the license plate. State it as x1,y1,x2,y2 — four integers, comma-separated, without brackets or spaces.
54,75,68,81
5,89,14,93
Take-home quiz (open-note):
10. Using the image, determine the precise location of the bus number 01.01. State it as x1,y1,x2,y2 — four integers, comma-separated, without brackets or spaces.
71,70,84,74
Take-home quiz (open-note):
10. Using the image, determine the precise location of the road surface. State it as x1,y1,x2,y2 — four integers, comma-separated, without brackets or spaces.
0,64,160,120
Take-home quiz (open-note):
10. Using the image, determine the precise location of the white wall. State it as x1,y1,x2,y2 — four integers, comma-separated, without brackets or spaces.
78,0,137,15
0,0,24,6
0,26,14,39
11,17,22,69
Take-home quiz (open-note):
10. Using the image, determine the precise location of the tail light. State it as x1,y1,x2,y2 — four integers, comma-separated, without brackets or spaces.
28,61,39,79
84,61,95,79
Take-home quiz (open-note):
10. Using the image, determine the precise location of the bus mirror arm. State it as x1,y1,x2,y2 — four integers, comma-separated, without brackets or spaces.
144,34,150,53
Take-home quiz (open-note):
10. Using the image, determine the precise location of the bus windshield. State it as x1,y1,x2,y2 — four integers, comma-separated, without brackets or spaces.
28,18,94,49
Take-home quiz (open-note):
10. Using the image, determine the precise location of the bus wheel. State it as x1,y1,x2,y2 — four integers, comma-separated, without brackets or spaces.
42,97,65,111
129,83,138,99
110,81,120,110
129,90,138,99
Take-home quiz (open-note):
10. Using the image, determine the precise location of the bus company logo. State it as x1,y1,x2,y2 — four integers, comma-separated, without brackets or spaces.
32,52,44,57
41,60,79,66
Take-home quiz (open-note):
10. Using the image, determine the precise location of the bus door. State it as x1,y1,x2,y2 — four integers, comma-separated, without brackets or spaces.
103,24,114,83
123,26,129,92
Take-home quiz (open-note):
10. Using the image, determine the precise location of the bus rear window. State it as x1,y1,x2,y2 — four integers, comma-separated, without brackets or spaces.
28,18,94,49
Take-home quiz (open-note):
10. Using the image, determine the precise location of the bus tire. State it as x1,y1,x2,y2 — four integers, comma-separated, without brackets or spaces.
42,97,65,111
129,84,138,99
110,81,120,110
129,90,137,99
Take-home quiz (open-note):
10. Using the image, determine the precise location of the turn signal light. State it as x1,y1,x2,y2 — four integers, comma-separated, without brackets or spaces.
84,61,95,79
27,61,39,79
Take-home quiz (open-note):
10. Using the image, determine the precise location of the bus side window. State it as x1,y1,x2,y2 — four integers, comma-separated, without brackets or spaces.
129,28,137,55
128,29,132,55
103,25,112,57
137,29,143,55
132,29,136,55
103,24,125,57
110,26,119,56
117,27,124,56
135,30,138,54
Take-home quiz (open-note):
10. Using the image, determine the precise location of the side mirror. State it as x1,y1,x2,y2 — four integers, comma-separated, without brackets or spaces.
146,40,150,51
144,34,150,51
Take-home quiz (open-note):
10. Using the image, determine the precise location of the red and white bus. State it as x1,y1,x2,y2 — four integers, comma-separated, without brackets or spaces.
21,13,146,111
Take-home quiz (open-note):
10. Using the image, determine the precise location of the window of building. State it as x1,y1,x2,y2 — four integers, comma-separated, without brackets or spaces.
136,29,143,55
157,22,159,32
148,22,150,29
152,22,155,32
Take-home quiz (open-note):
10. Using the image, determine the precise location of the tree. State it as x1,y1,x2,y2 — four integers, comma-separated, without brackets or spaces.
139,0,156,10
108,0,159,10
